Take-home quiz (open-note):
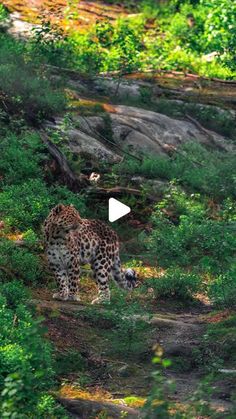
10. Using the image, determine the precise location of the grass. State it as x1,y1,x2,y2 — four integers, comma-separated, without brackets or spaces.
114,142,236,199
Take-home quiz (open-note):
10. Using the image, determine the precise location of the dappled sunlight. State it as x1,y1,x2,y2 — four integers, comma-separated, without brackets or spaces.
3,0,129,32
59,384,113,401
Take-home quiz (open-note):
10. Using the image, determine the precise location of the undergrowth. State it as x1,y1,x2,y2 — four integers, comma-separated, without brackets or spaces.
0,281,68,418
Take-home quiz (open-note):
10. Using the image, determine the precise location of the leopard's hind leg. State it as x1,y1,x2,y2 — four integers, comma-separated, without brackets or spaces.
91,257,112,304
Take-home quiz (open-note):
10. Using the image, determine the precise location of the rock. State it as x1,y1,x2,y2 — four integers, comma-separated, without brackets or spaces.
110,105,233,153
45,102,234,164
165,344,193,357
93,77,145,99
7,12,39,39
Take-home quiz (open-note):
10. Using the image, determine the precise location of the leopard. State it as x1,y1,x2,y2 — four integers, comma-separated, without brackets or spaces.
43,203,137,304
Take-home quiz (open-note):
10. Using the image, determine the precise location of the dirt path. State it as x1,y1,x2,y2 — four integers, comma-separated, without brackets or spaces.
30,296,232,416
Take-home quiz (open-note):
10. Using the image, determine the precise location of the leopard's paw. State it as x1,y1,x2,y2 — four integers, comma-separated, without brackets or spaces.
52,292,69,301
67,294,81,302
91,297,110,305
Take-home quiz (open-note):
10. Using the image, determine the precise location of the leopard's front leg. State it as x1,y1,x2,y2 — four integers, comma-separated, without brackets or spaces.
67,256,81,302
51,267,69,301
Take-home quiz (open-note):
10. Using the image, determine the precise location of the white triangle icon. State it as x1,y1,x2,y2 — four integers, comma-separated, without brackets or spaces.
109,198,131,222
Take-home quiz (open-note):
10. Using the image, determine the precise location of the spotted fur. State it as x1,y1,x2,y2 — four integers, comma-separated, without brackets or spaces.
43,204,137,303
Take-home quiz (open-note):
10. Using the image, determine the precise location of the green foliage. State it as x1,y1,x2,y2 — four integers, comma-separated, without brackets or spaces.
0,5,8,21
143,346,175,418
0,239,43,285
0,282,67,418
208,268,236,309
22,0,236,78
32,17,143,75
1,178,86,230
31,20,73,68
0,132,44,186
144,345,217,418
0,179,52,230
148,186,236,274
0,280,30,309
115,142,236,199
0,129,86,230
205,315,236,369
0,34,66,123
142,0,236,76
85,294,152,357
55,349,86,376
144,269,202,301
202,0,236,69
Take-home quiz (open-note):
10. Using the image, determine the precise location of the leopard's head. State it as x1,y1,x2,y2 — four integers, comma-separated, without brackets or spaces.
124,268,138,290
50,204,82,232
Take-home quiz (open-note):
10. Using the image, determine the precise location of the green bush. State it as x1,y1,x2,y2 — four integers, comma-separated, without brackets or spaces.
0,34,66,122
85,295,151,357
0,239,43,285
208,268,236,309
0,179,53,230
0,129,86,231
0,179,86,230
0,4,8,21
0,282,67,418
144,269,202,301
202,0,236,69
30,20,74,68
23,0,236,78
32,17,143,75
115,143,236,199
148,186,236,274
168,2,206,53
0,280,30,309
205,314,236,368
55,349,87,376
0,132,43,186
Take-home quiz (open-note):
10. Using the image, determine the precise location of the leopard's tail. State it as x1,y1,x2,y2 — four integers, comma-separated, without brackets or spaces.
111,255,137,290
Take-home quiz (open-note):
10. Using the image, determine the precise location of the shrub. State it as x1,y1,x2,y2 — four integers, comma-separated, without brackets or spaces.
0,282,67,418
202,0,236,69
148,185,236,274
85,294,152,357
0,4,8,21
0,34,66,123
115,143,236,199
0,280,30,309
55,349,87,376
204,314,236,368
144,269,202,301
0,129,87,231
30,20,74,68
0,132,43,186
143,346,173,418
0,239,43,285
208,268,236,309
32,16,143,75
0,179,53,230
0,179,86,231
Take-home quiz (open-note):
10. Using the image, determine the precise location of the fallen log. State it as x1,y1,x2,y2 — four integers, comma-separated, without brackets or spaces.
88,186,142,197
57,397,142,419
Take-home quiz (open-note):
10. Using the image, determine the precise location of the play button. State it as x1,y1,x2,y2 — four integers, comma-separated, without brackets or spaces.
108,198,131,222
